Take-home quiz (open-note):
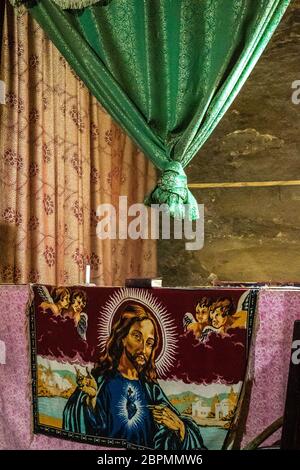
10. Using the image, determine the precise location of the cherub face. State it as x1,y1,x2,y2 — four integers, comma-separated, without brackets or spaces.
60,292,70,308
195,305,210,324
210,307,228,329
72,295,85,313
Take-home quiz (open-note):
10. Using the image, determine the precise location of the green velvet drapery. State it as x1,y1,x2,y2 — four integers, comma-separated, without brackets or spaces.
9,0,108,9
10,0,290,219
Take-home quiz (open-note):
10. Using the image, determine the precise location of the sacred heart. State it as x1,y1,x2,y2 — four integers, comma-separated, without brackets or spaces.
126,387,137,420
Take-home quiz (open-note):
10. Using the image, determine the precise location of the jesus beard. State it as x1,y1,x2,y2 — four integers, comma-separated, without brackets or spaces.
125,348,148,372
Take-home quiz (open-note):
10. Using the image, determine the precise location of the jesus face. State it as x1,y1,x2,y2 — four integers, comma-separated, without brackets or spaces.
122,319,155,371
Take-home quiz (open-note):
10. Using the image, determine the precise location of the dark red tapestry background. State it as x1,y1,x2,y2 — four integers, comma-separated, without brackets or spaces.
33,286,255,385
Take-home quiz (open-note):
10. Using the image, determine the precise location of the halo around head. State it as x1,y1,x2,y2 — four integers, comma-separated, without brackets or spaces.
97,288,178,378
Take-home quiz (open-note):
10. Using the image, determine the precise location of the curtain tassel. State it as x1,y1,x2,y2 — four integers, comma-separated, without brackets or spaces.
144,161,199,221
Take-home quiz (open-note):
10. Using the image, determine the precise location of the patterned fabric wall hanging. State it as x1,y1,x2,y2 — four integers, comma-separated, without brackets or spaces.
29,284,257,450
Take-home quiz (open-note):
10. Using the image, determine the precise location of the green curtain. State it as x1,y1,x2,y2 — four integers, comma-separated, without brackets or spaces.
9,1,107,9
13,0,290,219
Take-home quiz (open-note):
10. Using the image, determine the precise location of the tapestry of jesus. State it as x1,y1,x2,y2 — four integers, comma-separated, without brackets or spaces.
29,285,257,450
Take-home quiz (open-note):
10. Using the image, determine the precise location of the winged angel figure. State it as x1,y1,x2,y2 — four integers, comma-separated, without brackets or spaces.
37,286,88,341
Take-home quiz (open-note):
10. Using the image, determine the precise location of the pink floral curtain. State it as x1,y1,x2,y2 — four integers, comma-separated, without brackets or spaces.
0,2,157,286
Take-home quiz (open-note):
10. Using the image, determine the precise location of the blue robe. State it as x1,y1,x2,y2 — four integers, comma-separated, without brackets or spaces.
63,371,206,450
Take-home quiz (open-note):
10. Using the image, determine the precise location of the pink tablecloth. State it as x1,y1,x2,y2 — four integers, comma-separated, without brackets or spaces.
0,285,112,450
241,288,300,447
1,285,299,449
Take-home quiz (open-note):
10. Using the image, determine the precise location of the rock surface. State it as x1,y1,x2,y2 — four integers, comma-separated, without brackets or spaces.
159,0,300,286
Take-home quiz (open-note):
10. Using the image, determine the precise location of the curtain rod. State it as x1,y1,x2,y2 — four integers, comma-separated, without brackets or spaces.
188,180,300,189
